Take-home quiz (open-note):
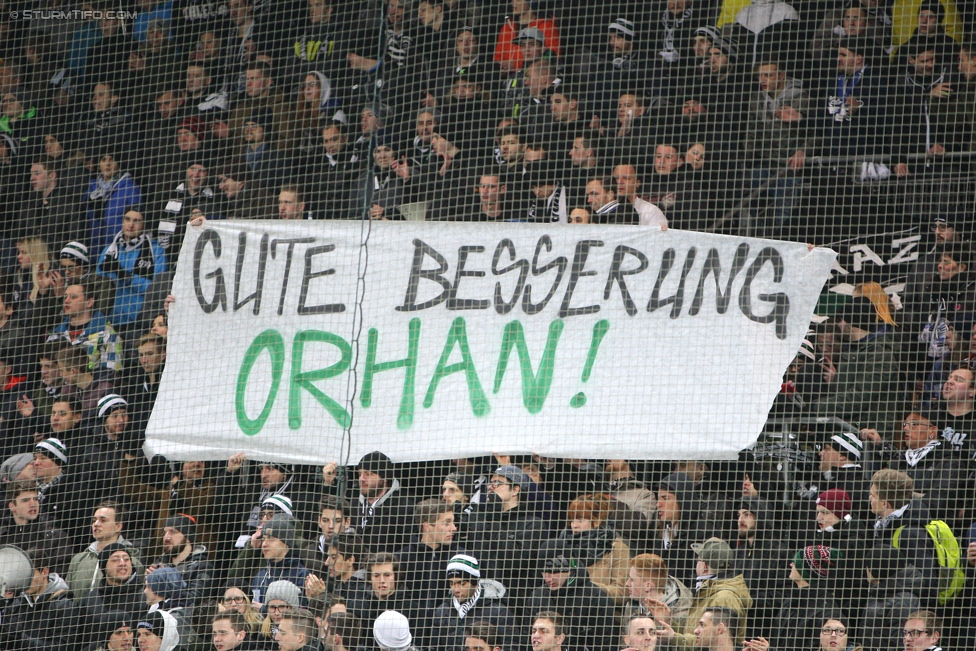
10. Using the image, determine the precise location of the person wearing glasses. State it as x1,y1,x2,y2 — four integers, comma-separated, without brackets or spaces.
258,580,302,641
816,616,862,651
901,610,944,651
218,586,264,632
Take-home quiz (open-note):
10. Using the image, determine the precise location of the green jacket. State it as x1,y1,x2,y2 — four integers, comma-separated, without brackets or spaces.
674,572,754,647
65,537,144,598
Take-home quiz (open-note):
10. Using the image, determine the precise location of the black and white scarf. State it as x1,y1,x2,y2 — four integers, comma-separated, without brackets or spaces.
904,440,941,467
103,231,159,279
452,582,483,618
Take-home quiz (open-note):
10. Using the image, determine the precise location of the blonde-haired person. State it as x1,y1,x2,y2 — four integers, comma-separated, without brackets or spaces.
852,282,897,327
217,585,264,631
622,553,692,630
559,493,632,603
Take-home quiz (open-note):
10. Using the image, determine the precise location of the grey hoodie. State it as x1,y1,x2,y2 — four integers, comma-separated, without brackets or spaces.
744,76,813,164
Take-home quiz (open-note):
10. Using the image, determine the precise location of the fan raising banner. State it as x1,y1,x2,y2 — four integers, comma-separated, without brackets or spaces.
146,221,836,463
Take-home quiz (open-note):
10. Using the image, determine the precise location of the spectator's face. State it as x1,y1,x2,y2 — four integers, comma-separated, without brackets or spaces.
942,368,974,402
99,155,119,179
108,626,134,651
144,581,163,605
318,508,348,538
819,620,848,650
278,191,305,219
525,63,550,95
570,517,596,533
183,460,205,480
302,74,322,103
388,0,404,24
569,138,591,167
456,31,477,58
520,40,544,63
549,94,574,122
186,66,208,94
418,1,440,26
542,570,570,591
361,109,380,134
868,484,886,516
499,135,523,163
757,64,785,94
448,577,475,601
617,94,645,124
815,505,841,530
0,93,23,118
842,8,867,36
29,164,55,192
260,464,287,490
308,0,331,24
531,619,564,651
653,146,683,175
625,618,658,651
609,33,632,55
451,79,478,100
123,211,145,239
359,468,386,498
417,111,436,142
465,637,491,651
44,134,64,158
244,70,270,98
626,567,657,597
585,180,612,210
708,47,728,74
693,613,718,648
63,284,93,316
511,0,529,14
371,563,396,597
243,121,265,144
177,128,201,151
162,526,187,553
106,550,133,582
902,413,937,449
212,619,246,651
613,164,640,200
39,358,60,386
817,444,848,472
322,126,347,155
692,35,712,58
187,164,208,190
936,253,965,280
736,509,757,537
156,92,182,118
92,506,122,541
911,50,937,77
8,491,40,522
442,479,465,503
199,31,220,57
837,48,862,75
268,599,290,624
427,511,457,545
327,548,354,578
222,589,248,613
374,145,394,168
668,0,690,13
275,620,305,651
51,400,81,432
92,83,117,111
32,453,61,479
139,342,165,375
656,490,680,523
932,221,955,243
917,10,938,35
105,407,129,435
568,208,590,224
228,0,250,26
261,534,290,561
902,618,938,651
959,48,976,79
685,143,706,170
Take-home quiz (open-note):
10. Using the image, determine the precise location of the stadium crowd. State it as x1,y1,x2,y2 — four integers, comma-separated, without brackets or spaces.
1,0,976,649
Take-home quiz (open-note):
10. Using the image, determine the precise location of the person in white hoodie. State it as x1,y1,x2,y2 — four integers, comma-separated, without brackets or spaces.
137,609,184,651
0,543,74,648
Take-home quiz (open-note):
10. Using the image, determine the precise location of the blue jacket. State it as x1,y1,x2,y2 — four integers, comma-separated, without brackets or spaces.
47,310,123,371
86,173,142,253
251,555,310,605
96,232,167,327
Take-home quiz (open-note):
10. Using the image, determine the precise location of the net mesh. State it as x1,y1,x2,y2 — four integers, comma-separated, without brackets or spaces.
0,1,974,650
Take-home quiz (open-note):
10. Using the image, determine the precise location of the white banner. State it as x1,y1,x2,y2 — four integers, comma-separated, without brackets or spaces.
146,221,836,464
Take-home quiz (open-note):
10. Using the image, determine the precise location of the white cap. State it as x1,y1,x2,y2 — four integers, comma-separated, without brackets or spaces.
374,611,412,651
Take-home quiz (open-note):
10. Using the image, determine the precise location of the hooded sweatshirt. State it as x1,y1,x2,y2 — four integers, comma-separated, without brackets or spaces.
139,609,183,651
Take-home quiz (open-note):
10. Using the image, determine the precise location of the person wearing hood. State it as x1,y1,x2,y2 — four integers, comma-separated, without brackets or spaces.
466,464,546,604
96,208,168,332
75,542,147,621
656,538,753,648
733,496,786,622
862,469,942,651
251,513,310,605
431,554,514,651
91,613,137,651
729,0,800,67
150,512,215,606
66,500,145,598
0,542,74,649
137,608,185,651
86,151,143,254
653,472,706,587
526,539,617,651
145,565,191,614
556,492,631,603
285,70,347,156
622,553,693,631
815,295,901,435
861,411,968,525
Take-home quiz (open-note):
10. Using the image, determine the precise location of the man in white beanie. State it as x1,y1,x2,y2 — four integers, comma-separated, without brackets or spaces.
374,610,422,651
